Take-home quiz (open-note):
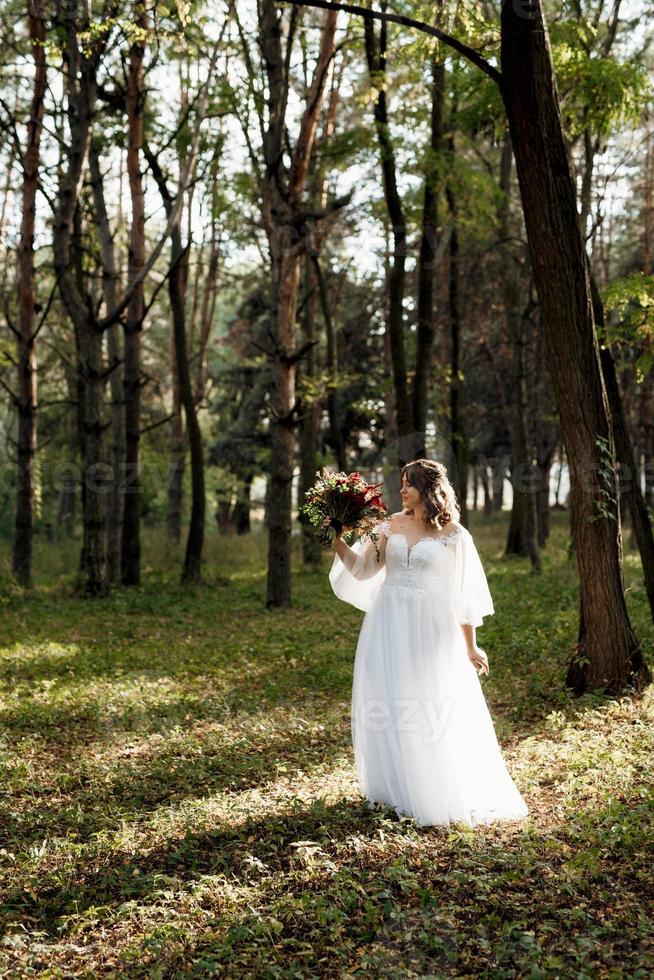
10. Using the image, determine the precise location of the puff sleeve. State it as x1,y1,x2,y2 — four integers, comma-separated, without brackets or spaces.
454,527,495,628
328,520,389,613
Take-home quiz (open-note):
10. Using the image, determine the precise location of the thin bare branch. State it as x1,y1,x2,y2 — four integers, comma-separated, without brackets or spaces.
278,0,502,85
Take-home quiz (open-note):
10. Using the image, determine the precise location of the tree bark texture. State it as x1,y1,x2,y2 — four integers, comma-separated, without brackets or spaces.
52,0,109,596
500,0,647,693
259,0,337,606
12,0,47,587
446,151,469,525
413,56,445,456
146,147,206,583
363,15,412,442
121,1,147,586
88,139,125,585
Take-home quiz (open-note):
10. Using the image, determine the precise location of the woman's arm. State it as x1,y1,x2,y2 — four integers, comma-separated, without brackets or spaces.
461,623,489,675
332,534,355,569
331,530,385,579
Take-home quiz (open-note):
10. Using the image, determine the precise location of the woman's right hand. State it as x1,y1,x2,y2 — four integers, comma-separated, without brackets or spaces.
321,517,343,545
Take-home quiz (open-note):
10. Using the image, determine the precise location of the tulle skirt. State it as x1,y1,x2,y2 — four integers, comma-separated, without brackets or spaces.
351,585,529,828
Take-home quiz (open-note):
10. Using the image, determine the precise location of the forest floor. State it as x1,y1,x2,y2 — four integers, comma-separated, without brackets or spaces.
0,510,652,978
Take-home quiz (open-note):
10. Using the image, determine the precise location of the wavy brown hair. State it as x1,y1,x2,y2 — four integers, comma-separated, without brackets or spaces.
400,459,461,531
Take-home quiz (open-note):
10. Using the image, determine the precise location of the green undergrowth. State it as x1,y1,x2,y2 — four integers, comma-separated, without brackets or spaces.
0,511,651,977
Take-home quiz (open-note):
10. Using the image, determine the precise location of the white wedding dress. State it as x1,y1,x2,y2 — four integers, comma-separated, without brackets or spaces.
329,518,529,828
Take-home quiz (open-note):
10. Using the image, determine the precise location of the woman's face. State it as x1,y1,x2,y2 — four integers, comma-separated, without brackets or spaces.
400,472,422,510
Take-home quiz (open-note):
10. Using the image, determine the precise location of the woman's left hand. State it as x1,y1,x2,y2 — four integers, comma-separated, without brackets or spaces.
467,645,489,676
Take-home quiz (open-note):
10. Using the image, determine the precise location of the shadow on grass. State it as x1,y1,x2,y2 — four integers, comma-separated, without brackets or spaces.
0,792,385,937
1,784,652,978
0,711,353,850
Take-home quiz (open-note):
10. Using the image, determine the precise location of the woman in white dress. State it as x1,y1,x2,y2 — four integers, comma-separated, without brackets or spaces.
328,458,529,829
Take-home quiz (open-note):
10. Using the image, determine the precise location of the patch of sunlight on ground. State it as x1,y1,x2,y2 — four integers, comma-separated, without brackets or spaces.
0,640,81,665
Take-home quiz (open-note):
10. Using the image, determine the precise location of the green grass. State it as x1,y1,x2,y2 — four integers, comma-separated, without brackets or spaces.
0,511,652,977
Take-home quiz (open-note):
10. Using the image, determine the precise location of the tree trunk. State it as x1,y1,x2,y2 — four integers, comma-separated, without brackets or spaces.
312,254,345,471
446,158,469,524
596,309,654,623
504,310,541,571
54,470,76,536
216,499,232,535
299,254,323,567
480,463,492,516
171,236,205,583
497,133,540,569
146,148,206,582
266,246,301,606
12,0,47,588
77,315,109,595
413,55,445,455
52,0,108,596
194,147,221,404
536,453,553,548
53,344,81,540
500,0,648,694
121,3,147,586
554,443,565,508
363,16,412,444
88,139,125,585
166,327,185,542
641,377,654,511
71,202,109,596
234,474,253,534
259,1,338,606
492,455,507,511
380,226,402,510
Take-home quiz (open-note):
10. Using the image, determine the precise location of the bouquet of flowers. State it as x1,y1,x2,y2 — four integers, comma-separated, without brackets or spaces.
300,467,388,557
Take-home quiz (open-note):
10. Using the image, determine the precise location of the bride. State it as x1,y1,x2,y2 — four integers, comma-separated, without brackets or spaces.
328,458,529,829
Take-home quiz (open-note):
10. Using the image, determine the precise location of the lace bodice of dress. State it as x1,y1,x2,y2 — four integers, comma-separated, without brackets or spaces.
377,518,464,598
329,514,494,624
